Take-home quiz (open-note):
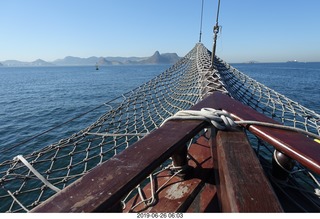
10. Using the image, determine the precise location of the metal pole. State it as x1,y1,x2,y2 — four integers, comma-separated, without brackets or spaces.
211,0,221,68
199,0,204,43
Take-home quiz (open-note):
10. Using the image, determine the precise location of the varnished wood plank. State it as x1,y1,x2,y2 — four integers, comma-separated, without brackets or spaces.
186,184,219,212
208,92,320,175
215,130,283,212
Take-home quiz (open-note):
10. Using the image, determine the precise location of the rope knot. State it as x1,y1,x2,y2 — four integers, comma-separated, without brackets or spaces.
200,108,237,130
162,108,237,130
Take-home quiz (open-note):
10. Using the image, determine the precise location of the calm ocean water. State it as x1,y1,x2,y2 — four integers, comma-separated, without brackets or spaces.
232,62,320,112
0,62,319,162
0,65,169,162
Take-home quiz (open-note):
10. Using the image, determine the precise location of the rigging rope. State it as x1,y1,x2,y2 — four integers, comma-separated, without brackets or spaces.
199,0,204,43
211,0,221,66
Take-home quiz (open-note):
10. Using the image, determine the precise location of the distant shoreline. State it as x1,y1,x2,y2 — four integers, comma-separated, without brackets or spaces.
230,61,320,65
0,51,181,67
1,59,320,67
0,63,177,67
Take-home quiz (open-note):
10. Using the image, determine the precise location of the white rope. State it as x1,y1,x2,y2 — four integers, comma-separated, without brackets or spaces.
161,108,236,130
86,132,149,137
307,172,320,198
13,155,61,193
6,190,29,212
162,108,320,141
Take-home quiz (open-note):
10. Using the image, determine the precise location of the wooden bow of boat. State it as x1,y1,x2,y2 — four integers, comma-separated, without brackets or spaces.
31,92,320,213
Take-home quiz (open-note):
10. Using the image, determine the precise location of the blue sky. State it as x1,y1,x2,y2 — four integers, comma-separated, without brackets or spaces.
1,0,319,63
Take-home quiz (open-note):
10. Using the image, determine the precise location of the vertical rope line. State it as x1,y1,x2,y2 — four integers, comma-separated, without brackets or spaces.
211,0,221,67
199,0,204,42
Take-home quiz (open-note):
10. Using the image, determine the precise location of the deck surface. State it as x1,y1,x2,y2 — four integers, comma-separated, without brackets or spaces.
124,134,218,213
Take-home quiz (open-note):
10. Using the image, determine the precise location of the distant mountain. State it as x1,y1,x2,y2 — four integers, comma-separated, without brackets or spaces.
0,62,3,66
96,57,112,65
30,59,54,66
139,51,180,64
1,60,28,66
106,56,145,63
1,59,53,66
52,56,98,66
96,57,122,66
53,56,124,66
0,51,181,67
52,52,180,66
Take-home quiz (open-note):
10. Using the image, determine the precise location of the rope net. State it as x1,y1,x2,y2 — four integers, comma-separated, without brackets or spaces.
0,43,319,212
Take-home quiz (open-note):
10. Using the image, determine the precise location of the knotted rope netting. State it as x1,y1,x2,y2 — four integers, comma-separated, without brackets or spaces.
0,43,319,212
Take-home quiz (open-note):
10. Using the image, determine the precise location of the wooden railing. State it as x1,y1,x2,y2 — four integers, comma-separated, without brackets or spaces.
210,92,320,175
211,130,282,212
31,92,320,212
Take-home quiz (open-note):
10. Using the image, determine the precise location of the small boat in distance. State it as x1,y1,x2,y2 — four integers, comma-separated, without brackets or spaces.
95,63,99,70
287,60,298,63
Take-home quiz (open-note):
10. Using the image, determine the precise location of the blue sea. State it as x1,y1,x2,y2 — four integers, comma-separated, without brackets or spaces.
0,62,319,162
232,62,320,112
